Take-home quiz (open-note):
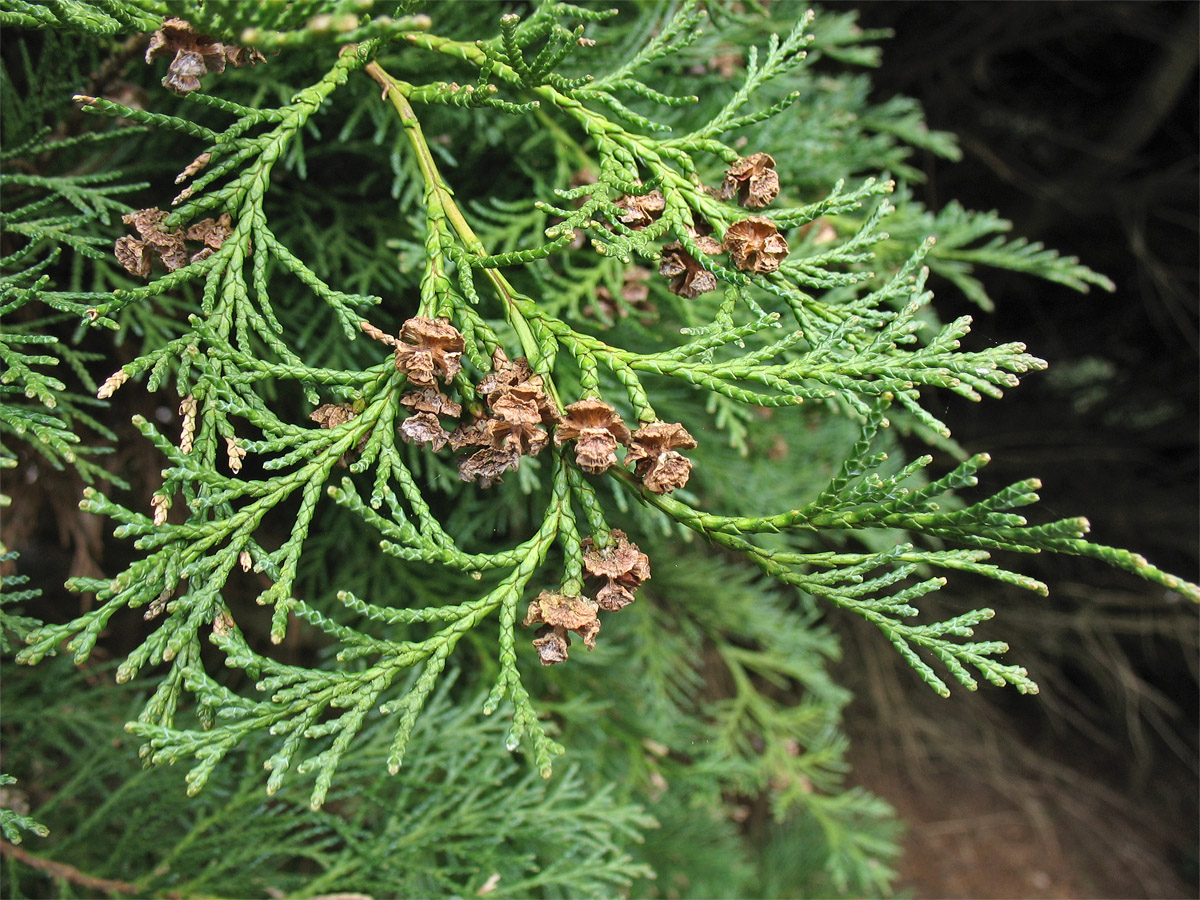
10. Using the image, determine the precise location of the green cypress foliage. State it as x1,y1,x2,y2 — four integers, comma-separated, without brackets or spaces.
1,1,1195,896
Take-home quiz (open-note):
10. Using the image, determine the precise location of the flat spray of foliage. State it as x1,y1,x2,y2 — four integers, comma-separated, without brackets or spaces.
2,0,1197,896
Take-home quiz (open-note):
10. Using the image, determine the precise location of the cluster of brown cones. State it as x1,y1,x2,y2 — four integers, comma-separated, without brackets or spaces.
114,208,232,277
312,317,698,495
310,321,676,666
614,153,791,300
522,530,650,665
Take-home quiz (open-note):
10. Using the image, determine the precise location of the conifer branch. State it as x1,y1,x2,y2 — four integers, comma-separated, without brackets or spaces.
0,839,168,897
4,3,1194,853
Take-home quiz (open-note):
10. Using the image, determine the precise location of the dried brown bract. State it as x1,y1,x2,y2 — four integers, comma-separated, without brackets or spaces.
487,394,551,457
121,207,165,237
310,403,358,429
659,243,717,299
224,46,267,68
399,411,450,451
448,418,489,451
470,350,559,458
555,399,632,474
114,236,154,278
393,317,465,386
522,591,601,665
115,207,189,276
583,530,651,611
582,529,650,582
115,208,233,277
458,446,521,488
488,377,559,429
398,388,462,455
626,422,697,494
689,221,724,257
477,350,535,398
477,351,558,423
723,216,789,273
489,388,542,426
613,190,666,229
530,628,570,665
186,213,233,250
719,153,780,209
146,17,263,96
310,403,366,466
399,387,462,419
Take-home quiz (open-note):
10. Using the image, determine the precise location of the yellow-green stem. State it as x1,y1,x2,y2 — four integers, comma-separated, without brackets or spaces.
365,61,553,393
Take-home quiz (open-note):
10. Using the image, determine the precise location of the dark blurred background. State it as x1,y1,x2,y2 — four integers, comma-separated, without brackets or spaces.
822,2,1199,897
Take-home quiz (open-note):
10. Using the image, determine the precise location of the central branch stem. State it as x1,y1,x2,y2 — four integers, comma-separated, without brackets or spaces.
364,61,550,380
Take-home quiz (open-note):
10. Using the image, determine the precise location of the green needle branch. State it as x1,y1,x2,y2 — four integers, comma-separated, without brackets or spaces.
1,5,1194,892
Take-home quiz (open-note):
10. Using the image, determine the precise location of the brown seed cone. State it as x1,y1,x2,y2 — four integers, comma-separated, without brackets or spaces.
491,394,538,424
583,529,651,611
522,590,601,637
555,399,632,474
577,432,621,474
394,316,464,386
399,412,449,451
123,207,171,239
116,208,189,275
596,580,637,612
146,18,222,64
146,18,227,95
659,243,717,298
687,222,724,256
458,446,521,488
626,422,697,494
146,17,262,95
477,349,535,396
486,418,550,457
400,387,462,419
719,153,780,209
522,591,601,664
479,352,560,427
531,627,571,665
310,403,357,429
582,529,651,583
723,216,789,273
186,213,233,250
484,422,549,458
641,451,693,494
448,418,490,451
114,236,152,278
613,190,666,229
224,45,266,68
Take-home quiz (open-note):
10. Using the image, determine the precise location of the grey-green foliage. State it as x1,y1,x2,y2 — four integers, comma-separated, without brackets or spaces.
0,658,652,899
1,0,1196,896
